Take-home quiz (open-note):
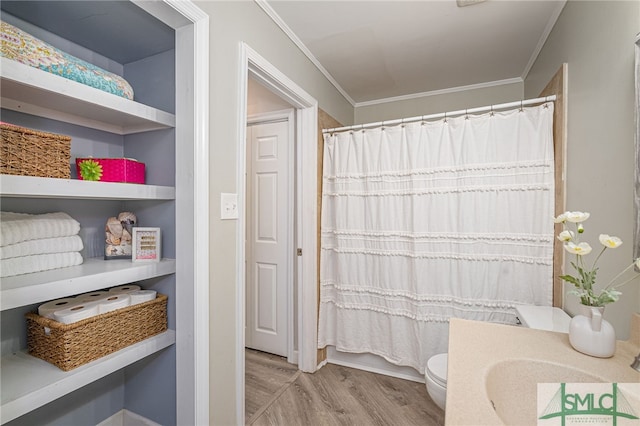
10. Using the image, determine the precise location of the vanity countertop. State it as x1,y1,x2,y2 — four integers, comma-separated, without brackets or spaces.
445,313,640,425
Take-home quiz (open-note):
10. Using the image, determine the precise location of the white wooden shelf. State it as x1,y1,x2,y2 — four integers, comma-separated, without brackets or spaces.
0,2,204,422
0,330,176,425
0,58,175,135
0,175,175,200
1,258,176,311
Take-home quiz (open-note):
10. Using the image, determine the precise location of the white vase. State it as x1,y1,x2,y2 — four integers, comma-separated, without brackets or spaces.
568,304,616,358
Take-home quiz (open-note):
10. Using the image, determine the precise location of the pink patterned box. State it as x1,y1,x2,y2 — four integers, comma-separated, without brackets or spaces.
75,158,145,184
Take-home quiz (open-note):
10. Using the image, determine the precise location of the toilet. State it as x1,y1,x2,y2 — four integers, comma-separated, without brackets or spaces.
424,305,571,410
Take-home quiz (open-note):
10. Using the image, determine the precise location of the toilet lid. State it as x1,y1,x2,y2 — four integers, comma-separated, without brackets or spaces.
427,353,448,387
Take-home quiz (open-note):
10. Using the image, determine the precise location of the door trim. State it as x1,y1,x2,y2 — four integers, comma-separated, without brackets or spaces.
246,109,296,363
133,2,210,425
237,42,319,424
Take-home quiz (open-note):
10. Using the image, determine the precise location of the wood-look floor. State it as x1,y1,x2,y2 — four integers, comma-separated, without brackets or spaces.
245,348,444,425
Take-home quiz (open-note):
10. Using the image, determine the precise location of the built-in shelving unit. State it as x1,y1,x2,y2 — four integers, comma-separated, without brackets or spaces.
0,2,208,424
0,258,176,311
0,58,175,134
0,52,178,423
0,330,176,424
0,175,175,200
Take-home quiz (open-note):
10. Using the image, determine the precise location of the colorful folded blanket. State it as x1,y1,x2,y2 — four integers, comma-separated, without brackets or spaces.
1,20,134,100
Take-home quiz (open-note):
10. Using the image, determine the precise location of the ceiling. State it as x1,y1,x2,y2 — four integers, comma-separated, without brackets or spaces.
264,0,566,106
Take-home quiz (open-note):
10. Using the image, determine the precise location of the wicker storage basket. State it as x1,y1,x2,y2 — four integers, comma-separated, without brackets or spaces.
26,294,168,371
0,122,71,178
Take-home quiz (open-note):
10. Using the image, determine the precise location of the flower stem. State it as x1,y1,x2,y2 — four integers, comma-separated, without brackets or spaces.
591,246,607,271
603,261,637,289
608,273,640,290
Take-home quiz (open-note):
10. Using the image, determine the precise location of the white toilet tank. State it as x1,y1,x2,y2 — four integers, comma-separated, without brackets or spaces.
515,305,571,332
425,304,571,411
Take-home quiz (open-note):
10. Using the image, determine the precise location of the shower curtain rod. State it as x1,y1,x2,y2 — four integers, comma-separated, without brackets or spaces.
322,95,557,134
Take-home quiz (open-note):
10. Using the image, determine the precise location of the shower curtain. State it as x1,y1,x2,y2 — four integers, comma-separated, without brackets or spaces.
318,103,555,373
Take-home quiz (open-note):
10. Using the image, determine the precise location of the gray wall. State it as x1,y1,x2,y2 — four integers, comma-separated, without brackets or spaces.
193,1,352,424
354,81,523,124
525,0,640,339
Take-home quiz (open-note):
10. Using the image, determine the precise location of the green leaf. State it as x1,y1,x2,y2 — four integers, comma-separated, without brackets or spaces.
560,275,579,285
596,290,621,305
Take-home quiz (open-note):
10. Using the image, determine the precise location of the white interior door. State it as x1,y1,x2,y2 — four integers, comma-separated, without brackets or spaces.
245,119,291,357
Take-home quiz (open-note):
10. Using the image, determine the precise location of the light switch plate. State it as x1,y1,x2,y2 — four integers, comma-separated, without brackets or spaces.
220,193,238,220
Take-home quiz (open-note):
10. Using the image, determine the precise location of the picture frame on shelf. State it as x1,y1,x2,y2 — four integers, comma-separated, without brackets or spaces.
132,227,161,262
105,212,137,260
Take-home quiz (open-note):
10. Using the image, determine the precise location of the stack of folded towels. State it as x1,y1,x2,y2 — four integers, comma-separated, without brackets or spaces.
1,211,84,278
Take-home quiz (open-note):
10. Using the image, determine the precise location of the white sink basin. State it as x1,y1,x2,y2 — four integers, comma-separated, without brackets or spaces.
485,359,604,425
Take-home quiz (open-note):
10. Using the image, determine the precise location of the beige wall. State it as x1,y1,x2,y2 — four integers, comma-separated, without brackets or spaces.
525,0,640,339
195,1,352,424
247,77,291,116
354,81,523,124
199,0,639,422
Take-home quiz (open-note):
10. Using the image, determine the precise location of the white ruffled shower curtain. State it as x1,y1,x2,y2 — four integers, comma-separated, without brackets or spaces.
318,103,555,373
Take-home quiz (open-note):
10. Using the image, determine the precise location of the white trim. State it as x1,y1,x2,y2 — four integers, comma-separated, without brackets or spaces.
187,10,210,426
145,2,210,426
354,77,523,108
297,101,319,374
247,108,293,125
237,45,249,426
254,0,567,109
521,1,567,81
285,111,296,365
237,42,319,425
254,0,355,107
326,347,425,384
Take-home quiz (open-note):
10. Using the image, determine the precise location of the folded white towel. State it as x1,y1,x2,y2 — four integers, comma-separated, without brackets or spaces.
0,212,81,247
1,252,83,277
0,235,84,259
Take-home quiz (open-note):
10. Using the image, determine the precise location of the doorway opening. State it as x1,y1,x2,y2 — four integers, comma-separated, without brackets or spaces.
245,105,295,361
236,43,319,424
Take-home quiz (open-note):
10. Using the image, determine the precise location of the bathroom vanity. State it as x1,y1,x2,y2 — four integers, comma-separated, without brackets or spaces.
445,314,640,425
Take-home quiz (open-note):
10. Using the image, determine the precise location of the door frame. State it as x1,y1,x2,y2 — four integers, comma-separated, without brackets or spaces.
132,2,210,425
246,109,295,363
236,42,319,423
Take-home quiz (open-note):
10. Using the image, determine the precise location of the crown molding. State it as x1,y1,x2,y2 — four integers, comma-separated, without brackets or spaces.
521,0,567,81
354,77,523,108
255,0,356,106
257,0,564,110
